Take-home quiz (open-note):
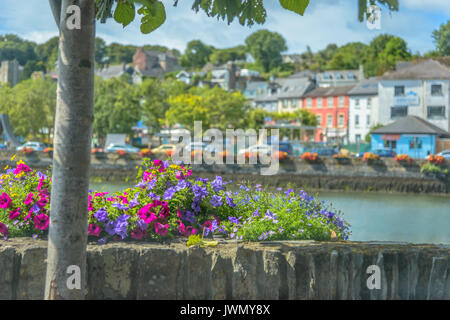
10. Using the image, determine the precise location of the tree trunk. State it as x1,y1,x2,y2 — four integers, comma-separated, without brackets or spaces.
45,0,95,300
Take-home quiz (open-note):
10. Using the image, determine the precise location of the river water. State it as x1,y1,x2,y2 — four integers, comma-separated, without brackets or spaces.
90,182,450,245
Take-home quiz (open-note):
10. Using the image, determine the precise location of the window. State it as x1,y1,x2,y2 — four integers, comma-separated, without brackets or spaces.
431,84,443,96
366,115,371,126
391,106,408,119
306,98,312,108
355,98,360,108
317,115,322,126
394,86,405,96
427,106,446,119
384,140,397,149
291,99,297,108
338,114,344,127
355,115,360,126
367,97,372,108
282,99,289,108
339,96,344,106
327,115,333,128
409,139,422,149
318,98,323,108
328,97,333,107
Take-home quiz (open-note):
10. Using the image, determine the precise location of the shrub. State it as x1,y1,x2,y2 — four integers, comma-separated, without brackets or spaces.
0,159,351,243
421,162,441,174
301,152,319,163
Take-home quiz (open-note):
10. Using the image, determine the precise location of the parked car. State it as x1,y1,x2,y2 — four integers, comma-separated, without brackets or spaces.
0,143,7,151
372,148,397,157
151,144,179,157
16,141,46,152
184,142,207,153
437,150,450,160
311,148,339,157
238,144,272,157
105,144,140,154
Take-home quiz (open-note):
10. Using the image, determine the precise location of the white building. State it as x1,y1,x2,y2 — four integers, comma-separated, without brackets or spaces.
348,78,379,143
377,60,450,132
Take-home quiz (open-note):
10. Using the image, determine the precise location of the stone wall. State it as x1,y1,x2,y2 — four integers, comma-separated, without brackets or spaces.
1,239,449,300
2,153,449,193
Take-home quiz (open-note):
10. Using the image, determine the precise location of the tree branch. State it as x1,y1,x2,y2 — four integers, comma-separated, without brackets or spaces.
49,0,62,28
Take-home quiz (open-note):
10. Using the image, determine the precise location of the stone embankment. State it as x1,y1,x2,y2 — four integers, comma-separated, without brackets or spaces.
1,153,449,194
0,239,449,300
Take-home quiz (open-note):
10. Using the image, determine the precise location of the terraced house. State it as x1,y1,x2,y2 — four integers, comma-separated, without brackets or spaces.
377,59,450,132
302,85,354,143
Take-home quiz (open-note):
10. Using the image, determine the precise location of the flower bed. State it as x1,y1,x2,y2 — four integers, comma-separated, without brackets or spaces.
0,159,351,243
427,155,445,165
362,152,380,163
394,154,413,164
301,152,319,163
139,148,152,158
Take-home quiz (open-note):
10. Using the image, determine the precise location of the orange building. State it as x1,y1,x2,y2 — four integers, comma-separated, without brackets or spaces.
302,86,355,143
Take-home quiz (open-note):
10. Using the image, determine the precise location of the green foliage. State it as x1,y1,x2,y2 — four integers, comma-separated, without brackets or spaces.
93,76,142,139
245,30,288,72
420,162,442,174
325,42,368,70
166,86,248,131
0,78,56,140
365,123,384,143
209,45,247,65
377,36,412,73
180,40,215,69
0,34,37,66
432,20,450,56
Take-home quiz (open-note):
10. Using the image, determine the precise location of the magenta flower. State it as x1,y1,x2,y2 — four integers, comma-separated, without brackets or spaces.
24,192,34,205
37,195,49,208
0,192,12,209
155,223,169,236
8,208,21,220
36,176,44,191
13,163,31,175
0,222,8,237
88,224,102,237
33,214,49,230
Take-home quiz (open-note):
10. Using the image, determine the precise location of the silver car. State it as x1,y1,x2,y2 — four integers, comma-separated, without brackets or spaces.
16,141,46,152
105,144,140,154
437,150,450,159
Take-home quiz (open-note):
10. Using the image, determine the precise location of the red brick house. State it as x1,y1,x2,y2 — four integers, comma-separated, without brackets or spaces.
302,85,355,143
133,48,181,79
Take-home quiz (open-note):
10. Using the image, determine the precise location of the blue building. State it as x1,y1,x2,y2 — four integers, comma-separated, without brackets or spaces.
370,116,450,159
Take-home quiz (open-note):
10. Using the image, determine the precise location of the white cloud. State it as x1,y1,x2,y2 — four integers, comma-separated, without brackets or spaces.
402,0,450,15
0,0,447,55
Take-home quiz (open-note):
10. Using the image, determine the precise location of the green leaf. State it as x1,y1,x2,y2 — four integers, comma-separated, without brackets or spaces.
139,1,166,34
279,0,309,16
114,1,136,27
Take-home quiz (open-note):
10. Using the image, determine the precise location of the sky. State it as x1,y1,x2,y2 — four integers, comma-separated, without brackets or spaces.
0,0,449,55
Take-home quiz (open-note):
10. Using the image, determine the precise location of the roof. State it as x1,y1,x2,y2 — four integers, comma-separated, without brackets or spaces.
303,85,355,98
317,69,362,82
245,81,267,91
380,59,450,80
372,116,450,138
348,78,379,96
95,65,132,79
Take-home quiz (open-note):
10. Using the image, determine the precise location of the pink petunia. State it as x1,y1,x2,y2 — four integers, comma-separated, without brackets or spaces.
8,208,21,220
0,192,12,209
88,224,102,237
131,228,147,240
33,214,49,230
36,176,44,191
24,192,34,205
13,163,31,175
155,223,169,236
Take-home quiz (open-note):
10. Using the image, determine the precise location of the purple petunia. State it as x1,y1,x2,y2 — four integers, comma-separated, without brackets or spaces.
94,208,108,222
104,220,117,236
210,195,223,208
211,176,224,192
112,202,128,211
163,187,176,200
